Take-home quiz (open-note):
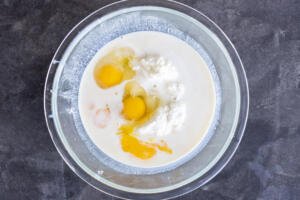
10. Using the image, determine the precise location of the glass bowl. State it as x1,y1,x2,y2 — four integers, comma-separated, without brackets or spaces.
44,0,249,199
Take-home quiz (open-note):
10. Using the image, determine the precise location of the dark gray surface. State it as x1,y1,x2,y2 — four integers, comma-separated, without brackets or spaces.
0,0,300,199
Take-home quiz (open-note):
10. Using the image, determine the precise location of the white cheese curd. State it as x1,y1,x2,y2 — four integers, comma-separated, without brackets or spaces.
134,56,186,137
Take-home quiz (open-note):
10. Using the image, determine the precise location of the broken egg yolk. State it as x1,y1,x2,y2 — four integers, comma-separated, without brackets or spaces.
122,96,146,121
121,134,173,159
118,81,172,160
119,124,172,160
94,48,136,89
121,134,156,160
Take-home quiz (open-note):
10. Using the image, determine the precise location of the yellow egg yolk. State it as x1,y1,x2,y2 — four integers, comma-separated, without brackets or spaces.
122,81,159,123
94,64,123,88
122,96,146,120
152,141,173,154
93,48,136,89
121,134,156,160
118,124,172,160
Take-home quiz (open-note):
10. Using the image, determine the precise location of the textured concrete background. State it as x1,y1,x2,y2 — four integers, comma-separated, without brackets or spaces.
0,0,300,199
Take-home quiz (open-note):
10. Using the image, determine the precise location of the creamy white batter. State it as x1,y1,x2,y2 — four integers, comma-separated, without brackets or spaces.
78,31,216,168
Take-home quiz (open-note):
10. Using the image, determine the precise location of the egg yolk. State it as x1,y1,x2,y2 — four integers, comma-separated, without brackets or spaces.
122,96,146,120
94,64,123,88
118,124,172,160
152,141,173,154
94,48,136,89
122,81,159,124
121,134,156,160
